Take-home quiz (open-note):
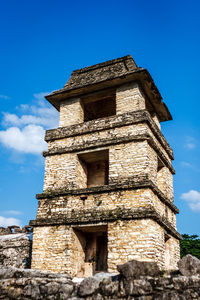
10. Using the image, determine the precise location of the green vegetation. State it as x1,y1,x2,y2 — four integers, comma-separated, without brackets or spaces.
180,234,200,259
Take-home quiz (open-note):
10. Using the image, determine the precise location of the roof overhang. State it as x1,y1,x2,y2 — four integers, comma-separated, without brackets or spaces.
45,68,172,122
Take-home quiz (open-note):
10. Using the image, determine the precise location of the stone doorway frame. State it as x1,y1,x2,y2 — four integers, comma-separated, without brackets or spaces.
72,225,108,277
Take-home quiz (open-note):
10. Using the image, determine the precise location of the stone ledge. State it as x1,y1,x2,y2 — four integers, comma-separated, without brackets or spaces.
2,256,200,299
29,207,181,240
46,61,172,123
36,176,179,214
43,133,175,175
45,110,174,160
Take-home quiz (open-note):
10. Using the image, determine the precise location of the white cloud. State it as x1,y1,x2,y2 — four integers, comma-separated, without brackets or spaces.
3,112,57,128
0,124,47,154
33,92,48,102
0,216,21,227
3,210,23,216
19,104,29,111
181,161,193,168
0,94,10,100
0,92,59,155
186,143,196,149
3,94,59,129
181,190,200,212
185,136,196,149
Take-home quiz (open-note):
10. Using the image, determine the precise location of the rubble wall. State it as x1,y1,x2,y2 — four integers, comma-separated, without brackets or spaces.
0,227,32,269
0,256,200,299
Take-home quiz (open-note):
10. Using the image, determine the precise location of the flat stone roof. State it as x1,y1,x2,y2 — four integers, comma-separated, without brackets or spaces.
63,55,138,90
45,55,172,122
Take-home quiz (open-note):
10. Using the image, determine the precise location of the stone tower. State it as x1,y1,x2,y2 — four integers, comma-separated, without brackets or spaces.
30,55,181,277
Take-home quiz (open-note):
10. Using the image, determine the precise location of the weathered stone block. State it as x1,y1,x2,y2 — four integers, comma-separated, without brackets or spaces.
117,260,160,279
178,254,200,276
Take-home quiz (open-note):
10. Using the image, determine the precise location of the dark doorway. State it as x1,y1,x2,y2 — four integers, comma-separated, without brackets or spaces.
96,233,108,271
73,225,108,276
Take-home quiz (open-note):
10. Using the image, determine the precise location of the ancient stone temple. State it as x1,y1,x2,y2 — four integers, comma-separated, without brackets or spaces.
30,55,181,277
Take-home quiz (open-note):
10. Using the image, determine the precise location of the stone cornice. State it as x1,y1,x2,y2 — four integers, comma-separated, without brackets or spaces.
29,207,181,240
45,63,172,122
43,133,175,175
36,176,179,214
45,110,174,160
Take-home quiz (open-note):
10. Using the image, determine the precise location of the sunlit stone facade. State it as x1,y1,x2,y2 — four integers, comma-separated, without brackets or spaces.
30,55,181,276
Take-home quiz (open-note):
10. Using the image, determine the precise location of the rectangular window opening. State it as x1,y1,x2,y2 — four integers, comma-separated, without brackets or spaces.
81,90,116,122
78,150,109,188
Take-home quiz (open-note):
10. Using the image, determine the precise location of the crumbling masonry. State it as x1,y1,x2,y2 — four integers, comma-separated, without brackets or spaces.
30,55,181,277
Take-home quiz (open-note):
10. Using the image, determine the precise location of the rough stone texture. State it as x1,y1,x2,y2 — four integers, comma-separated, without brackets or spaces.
31,55,180,276
0,231,32,269
117,259,160,279
31,213,180,276
78,277,99,296
178,254,200,276
1,257,200,299
153,113,161,129
31,225,72,274
107,219,180,272
45,109,173,159
64,55,137,90
31,208,180,238
157,165,174,201
45,55,172,122
36,176,179,213
59,97,83,127
35,187,177,226
116,82,146,114
45,114,172,166
0,267,74,300
43,135,174,192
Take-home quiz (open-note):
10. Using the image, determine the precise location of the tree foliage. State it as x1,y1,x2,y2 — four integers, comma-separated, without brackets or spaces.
180,234,200,259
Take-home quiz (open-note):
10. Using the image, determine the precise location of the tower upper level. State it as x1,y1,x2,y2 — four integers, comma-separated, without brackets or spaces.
45,55,172,129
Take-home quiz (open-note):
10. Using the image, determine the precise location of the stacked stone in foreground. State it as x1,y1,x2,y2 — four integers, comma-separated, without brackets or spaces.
0,226,32,269
0,256,200,299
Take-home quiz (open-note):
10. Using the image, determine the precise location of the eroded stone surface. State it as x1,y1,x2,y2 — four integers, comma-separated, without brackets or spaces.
0,259,200,299
178,254,200,276
117,260,160,279
0,231,32,269
78,277,99,296
31,55,180,276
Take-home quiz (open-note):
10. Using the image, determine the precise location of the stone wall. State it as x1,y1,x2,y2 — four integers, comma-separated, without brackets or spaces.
43,110,174,206
32,76,179,275
0,256,200,299
59,97,83,127
44,136,173,192
35,188,177,227
0,226,32,269
31,225,72,274
107,219,179,272
116,82,146,114
59,82,147,128
46,121,172,167
31,213,180,276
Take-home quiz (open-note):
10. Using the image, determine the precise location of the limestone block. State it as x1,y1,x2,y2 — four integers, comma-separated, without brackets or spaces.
116,82,146,114
178,255,200,276
152,114,161,130
157,166,174,201
59,97,83,127
117,260,160,279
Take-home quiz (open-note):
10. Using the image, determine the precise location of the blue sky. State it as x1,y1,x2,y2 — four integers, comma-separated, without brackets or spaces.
0,0,199,235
